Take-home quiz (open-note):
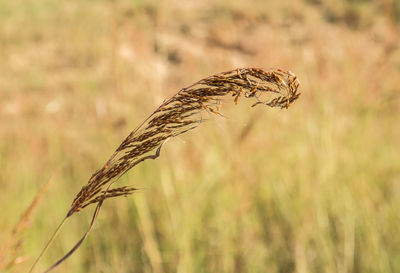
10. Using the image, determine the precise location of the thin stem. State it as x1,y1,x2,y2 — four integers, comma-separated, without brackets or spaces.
42,201,103,273
28,216,68,273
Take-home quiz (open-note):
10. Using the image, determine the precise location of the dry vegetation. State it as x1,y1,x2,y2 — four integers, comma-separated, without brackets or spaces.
0,0,399,273
0,175,54,271
30,67,300,273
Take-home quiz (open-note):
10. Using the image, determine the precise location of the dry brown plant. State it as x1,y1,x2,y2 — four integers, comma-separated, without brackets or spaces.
0,173,55,271
30,67,301,273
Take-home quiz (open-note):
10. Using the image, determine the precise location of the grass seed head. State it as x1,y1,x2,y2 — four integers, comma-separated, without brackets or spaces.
67,67,300,217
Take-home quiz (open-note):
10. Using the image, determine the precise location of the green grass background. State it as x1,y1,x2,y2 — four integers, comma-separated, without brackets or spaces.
0,0,399,272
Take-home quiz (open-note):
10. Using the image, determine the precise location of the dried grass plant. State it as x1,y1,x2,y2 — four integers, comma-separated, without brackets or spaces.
0,173,55,271
29,67,301,273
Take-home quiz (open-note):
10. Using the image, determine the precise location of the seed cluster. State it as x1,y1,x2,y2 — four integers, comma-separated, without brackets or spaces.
67,68,301,217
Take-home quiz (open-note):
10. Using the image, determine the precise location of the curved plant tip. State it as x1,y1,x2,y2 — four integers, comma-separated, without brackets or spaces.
30,67,301,273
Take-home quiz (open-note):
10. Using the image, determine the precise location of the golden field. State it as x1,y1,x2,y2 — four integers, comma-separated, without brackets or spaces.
0,0,399,272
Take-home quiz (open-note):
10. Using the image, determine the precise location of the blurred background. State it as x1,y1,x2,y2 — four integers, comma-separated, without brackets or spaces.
0,0,399,272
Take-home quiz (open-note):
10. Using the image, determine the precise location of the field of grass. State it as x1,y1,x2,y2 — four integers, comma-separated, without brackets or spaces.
1,0,399,272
